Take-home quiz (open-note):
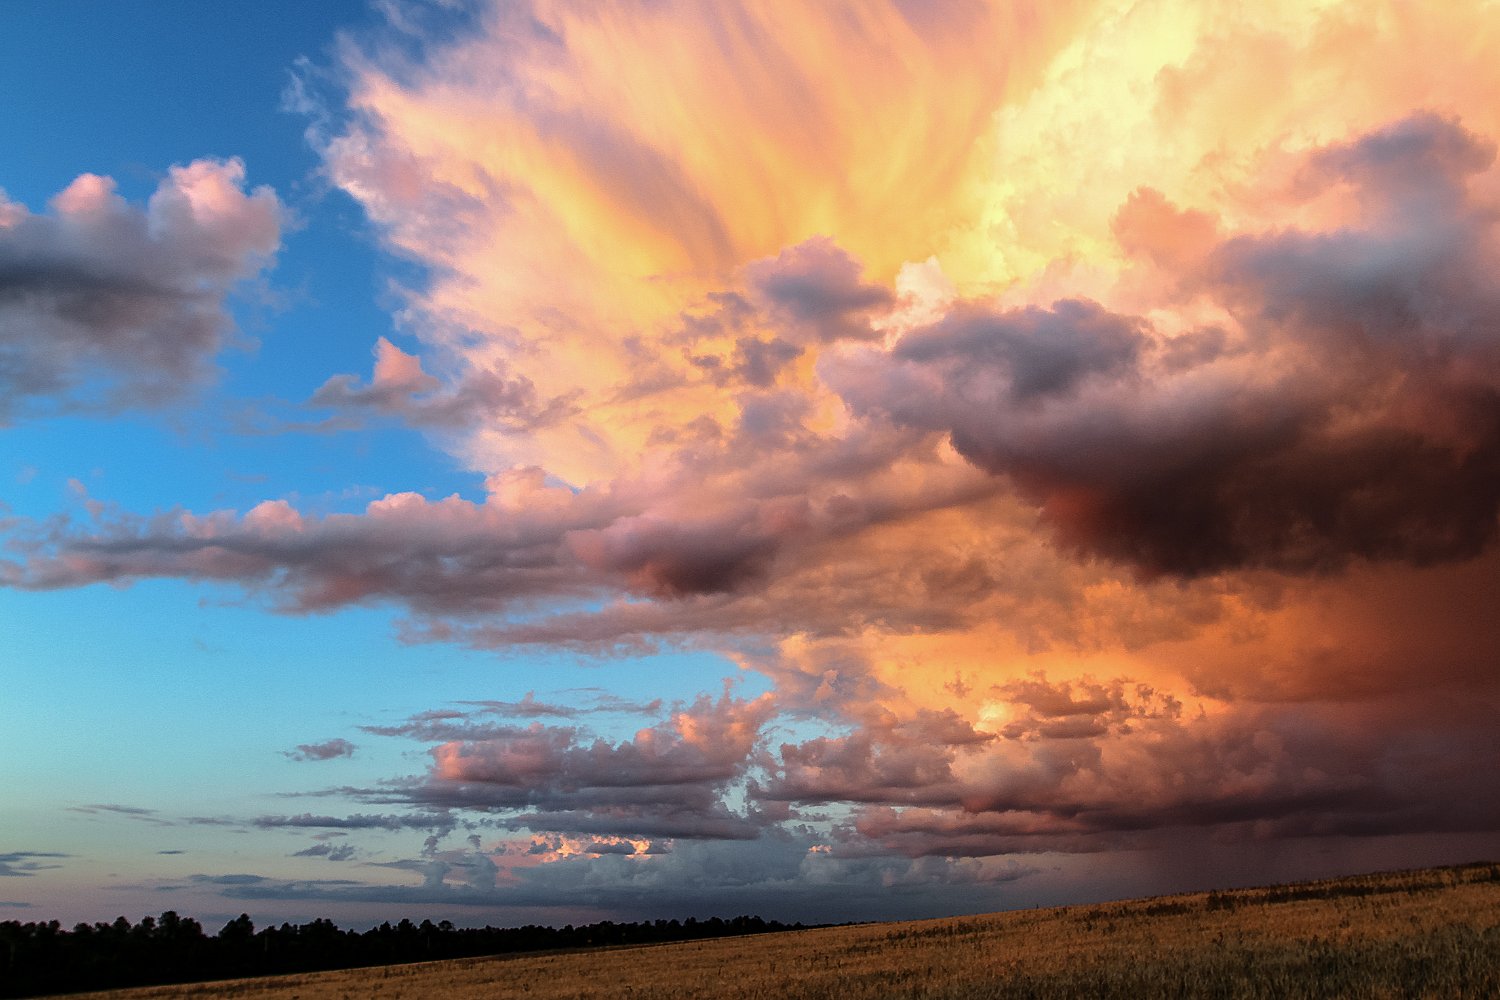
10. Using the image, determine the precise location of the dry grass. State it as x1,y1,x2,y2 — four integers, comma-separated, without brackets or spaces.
60,863,1500,999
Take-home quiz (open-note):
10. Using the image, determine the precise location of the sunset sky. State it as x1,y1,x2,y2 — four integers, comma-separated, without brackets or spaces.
5,0,1500,932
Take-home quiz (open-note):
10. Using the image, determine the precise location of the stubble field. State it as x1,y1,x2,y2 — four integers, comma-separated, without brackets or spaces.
62,863,1500,1000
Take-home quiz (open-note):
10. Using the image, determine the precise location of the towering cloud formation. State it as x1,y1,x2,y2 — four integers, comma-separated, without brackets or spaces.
7,0,1500,909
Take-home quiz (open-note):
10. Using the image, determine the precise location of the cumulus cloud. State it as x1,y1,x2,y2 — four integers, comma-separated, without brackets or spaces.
0,159,281,421
371,690,778,841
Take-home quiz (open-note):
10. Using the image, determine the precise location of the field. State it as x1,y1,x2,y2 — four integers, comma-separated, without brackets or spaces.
61,863,1500,999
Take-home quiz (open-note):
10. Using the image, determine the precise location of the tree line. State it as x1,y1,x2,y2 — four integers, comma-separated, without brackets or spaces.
0,910,808,997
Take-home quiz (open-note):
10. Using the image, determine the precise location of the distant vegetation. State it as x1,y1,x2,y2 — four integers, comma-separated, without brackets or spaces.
0,912,803,998
12,862,1500,999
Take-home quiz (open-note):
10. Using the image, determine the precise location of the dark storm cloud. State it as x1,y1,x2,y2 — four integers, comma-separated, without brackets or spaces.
832,113,1500,578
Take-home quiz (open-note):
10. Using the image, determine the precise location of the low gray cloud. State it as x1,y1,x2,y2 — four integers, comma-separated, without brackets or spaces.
284,738,357,762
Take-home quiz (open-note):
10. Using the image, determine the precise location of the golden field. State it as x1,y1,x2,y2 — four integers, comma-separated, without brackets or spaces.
61,863,1500,999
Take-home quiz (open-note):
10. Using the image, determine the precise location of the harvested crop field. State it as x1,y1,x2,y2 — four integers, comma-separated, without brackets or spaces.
60,863,1500,1000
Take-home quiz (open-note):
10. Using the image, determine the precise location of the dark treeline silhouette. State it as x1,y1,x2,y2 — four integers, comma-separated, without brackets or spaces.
0,910,808,997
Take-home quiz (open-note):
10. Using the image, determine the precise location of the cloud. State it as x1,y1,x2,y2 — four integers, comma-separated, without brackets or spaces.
459,691,663,719
0,159,281,422
292,842,359,861
0,486,608,614
308,337,578,431
187,873,278,887
802,683,1500,859
69,803,164,821
195,836,1040,924
251,813,454,833
0,852,68,877
351,691,777,842
284,738,357,762
759,709,991,808
743,238,893,343
832,113,1500,578
361,714,579,744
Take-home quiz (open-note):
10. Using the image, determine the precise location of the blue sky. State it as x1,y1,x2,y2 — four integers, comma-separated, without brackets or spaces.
1,0,758,929
5,0,1500,932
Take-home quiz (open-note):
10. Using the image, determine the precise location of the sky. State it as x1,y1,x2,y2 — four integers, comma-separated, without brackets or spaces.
4,0,1500,933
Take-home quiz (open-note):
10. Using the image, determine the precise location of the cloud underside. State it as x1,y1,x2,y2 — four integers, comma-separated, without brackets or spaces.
7,0,1500,905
